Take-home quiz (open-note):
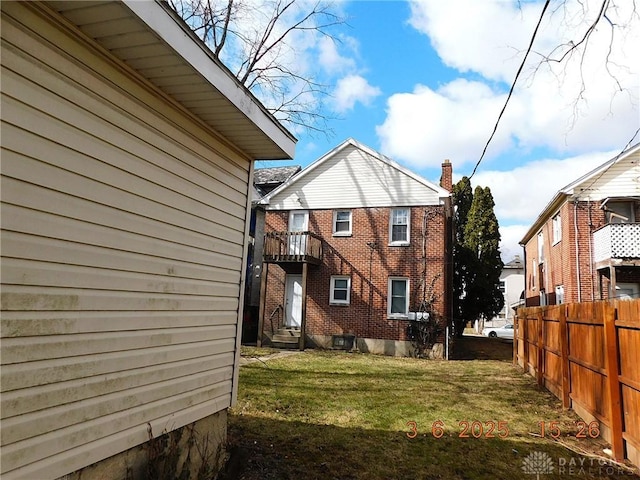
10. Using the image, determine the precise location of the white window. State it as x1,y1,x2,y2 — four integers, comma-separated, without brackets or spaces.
330,276,351,305
537,231,544,263
555,285,564,304
552,213,562,244
390,208,410,244
531,259,536,290
388,277,409,317
333,210,352,236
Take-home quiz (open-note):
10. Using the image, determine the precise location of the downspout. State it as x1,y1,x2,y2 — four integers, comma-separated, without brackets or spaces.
587,200,594,301
573,201,582,303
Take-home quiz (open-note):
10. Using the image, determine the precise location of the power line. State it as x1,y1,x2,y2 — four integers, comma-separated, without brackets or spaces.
469,0,551,179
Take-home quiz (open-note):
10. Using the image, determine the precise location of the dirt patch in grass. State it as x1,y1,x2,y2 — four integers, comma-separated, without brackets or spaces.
223,350,639,480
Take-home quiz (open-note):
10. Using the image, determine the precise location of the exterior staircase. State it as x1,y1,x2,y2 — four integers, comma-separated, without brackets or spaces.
271,328,301,349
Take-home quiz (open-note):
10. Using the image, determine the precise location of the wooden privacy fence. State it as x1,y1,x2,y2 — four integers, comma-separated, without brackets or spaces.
514,300,640,468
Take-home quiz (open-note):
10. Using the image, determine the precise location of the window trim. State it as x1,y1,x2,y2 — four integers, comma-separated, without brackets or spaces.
332,210,352,237
552,213,562,245
387,277,409,318
389,208,410,245
537,231,544,264
330,275,351,305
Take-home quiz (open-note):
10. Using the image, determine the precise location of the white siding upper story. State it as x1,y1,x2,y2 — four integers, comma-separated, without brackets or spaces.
520,143,640,246
568,144,640,201
0,2,294,479
261,139,450,210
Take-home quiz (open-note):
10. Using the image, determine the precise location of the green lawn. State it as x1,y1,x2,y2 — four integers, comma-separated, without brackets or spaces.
223,338,639,480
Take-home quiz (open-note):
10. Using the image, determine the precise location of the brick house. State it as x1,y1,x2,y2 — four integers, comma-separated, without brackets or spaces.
255,139,453,357
520,143,640,306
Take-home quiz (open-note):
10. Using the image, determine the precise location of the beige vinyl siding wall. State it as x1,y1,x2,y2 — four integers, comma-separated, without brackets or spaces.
1,3,249,479
268,144,442,210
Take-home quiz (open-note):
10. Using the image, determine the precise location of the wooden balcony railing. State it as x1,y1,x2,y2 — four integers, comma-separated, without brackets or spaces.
263,231,323,264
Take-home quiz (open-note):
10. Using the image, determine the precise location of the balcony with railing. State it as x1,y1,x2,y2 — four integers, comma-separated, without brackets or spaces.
593,223,640,267
263,231,323,265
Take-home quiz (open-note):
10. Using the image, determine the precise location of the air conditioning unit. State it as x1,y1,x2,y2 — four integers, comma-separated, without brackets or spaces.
407,311,429,321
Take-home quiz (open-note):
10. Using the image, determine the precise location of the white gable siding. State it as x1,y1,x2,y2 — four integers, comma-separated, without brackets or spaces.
575,150,640,200
268,144,442,210
1,3,249,479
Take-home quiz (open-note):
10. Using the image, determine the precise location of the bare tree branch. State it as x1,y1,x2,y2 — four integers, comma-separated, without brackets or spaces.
168,0,345,138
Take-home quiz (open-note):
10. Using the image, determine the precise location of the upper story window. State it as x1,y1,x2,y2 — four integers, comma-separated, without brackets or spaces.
333,210,352,236
499,280,506,294
390,208,410,245
552,213,562,244
330,276,351,305
388,277,409,317
606,201,634,224
537,231,544,263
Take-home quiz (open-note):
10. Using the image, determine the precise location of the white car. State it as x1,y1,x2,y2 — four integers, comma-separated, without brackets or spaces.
482,324,514,339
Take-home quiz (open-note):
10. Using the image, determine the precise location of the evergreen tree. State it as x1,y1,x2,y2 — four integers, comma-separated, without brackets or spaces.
452,177,474,337
452,181,504,337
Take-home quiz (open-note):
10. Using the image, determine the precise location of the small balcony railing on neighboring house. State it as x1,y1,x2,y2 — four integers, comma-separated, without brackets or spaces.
263,231,323,264
593,223,640,267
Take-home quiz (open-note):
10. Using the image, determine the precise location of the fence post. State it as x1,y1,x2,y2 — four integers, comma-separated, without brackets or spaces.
558,304,571,409
603,302,624,461
537,309,544,386
522,313,529,374
513,314,518,367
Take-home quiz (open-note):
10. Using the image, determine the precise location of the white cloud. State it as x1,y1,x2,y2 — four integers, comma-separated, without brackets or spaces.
464,149,618,259
470,150,617,224
499,225,528,262
408,0,540,83
376,0,639,170
332,74,382,113
318,36,356,74
377,80,511,168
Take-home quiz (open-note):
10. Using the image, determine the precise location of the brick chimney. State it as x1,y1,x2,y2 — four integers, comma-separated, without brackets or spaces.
440,159,452,192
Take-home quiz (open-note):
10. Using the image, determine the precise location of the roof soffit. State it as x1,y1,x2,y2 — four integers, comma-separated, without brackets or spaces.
45,0,296,160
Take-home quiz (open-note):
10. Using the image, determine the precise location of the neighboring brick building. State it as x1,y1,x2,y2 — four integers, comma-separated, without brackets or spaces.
255,139,453,356
520,143,640,306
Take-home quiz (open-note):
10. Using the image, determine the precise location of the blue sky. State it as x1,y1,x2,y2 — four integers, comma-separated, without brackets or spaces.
252,0,639,260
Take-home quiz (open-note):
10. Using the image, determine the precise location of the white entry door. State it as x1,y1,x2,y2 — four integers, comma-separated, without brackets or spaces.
288,210,308,255
284,274,303,328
